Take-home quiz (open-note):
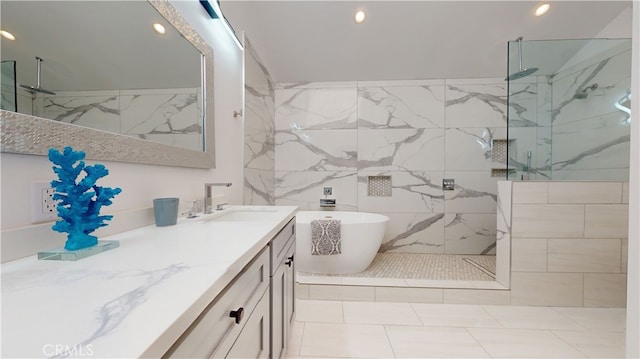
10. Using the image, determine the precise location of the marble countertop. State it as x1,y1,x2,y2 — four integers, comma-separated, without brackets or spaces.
1,205,298,358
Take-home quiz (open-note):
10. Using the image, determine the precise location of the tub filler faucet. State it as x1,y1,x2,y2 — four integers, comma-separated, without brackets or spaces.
204,182,232,214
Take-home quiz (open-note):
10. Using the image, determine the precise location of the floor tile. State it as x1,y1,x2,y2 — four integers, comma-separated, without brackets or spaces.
295,299,344,323
299,322,394,358
385,325,490,358
467,328,586,358
552,307,627,332
552,330,625,358
411,303,503,328
343,301,422,325
287,321,304,356
481,305,585,331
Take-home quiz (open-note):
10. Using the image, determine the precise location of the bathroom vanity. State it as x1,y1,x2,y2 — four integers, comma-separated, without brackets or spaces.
1,206,297,359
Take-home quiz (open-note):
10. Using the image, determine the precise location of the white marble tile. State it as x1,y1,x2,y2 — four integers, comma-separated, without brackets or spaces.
548,182,622,204
495,181,512,287
622,238,628,273
357,171,444,213
444,171,498,214
299,322,393,358
536,76,553,127
512,182,548,204
374,287,443,303
446,78,505,85
552,307,627,332
548,238,622,273
275,130,357,171
275,170,357,211
295,284,310,299
244,62,275,170
552,112,630,173
358,79,445,87
553,331,625,358
358,128,444,171
584,204,629,238
140,133,202,151
379,212,445,253
467,328,586,358
120,92,200,135
583,274,627,308
511,238,547,272
295,299,343,323
444,213,496,254
357,85,445,128
622,182,629,203
275,87,357,130
552,49,632,127
277,81,357,90
243,168,275,205
445,127,506,170
343,301,422,325
445,83,507,128
411,303,502,328
508,82,538,127
553,169,630,181
511,204,584,238
287,320,304,357
39,94,120,133
386,325,491,358
307,285,375,301
442,289,511,305
510,272,584,307
481,305,585,331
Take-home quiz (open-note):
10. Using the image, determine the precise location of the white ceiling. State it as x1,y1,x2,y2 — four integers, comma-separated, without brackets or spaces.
220,1,632,83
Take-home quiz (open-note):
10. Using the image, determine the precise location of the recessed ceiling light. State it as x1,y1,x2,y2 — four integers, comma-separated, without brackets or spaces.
354,10,366,24
1,30,16,40
153,23,166,35
535,3,550,17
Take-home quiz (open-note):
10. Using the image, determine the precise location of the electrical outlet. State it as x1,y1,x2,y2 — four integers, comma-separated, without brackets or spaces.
31,182,58,223
323,187,332,196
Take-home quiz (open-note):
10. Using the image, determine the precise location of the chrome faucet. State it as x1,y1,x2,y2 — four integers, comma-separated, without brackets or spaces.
204,182,232,214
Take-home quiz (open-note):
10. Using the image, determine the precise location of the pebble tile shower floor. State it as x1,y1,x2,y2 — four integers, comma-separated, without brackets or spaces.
300,253,496,281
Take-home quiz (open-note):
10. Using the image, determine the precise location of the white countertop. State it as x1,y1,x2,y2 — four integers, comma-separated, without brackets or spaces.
1,205,298,358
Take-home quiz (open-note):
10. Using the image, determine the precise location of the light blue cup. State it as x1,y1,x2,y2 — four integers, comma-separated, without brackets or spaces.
153,198,179,226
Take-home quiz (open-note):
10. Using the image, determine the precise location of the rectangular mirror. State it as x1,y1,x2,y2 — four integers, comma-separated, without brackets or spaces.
0,0,215,168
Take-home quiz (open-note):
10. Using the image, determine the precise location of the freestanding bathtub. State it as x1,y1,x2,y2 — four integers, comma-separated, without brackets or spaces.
296,211,389,274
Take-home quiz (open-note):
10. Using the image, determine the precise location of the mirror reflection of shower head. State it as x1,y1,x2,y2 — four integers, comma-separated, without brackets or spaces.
19,56,56,95
505,37,539,81
574,83,599,99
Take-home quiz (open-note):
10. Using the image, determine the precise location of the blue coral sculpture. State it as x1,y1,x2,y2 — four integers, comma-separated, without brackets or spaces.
48,147,122,251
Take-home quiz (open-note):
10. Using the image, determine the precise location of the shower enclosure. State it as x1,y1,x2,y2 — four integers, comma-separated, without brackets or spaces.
506,38,632,181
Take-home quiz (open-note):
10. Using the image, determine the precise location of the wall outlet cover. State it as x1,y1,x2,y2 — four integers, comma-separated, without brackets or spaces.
323,187,332,196
31,182,58,224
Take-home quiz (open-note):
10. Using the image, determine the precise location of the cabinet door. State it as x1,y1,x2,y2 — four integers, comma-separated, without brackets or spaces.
271,260,286,359
284,243,296,329
225,291,270,359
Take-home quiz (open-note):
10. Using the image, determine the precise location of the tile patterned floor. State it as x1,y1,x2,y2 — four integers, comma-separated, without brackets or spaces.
300,253,497,281
287,299,627,358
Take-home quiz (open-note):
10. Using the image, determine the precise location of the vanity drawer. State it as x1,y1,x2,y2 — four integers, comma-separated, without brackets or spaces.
165,248,270,359
270,217,295,275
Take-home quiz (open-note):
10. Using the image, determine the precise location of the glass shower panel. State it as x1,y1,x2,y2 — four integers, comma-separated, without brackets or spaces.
506,38,632,181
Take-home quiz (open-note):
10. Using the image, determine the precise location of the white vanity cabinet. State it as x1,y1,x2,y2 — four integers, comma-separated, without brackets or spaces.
163,215,296,359
269,218,296,359
164,248,271,359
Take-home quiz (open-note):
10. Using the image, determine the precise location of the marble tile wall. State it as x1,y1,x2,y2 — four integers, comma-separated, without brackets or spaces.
34,88,202,151
275,78,508,254
551,46,632,180
510,181,628,307
508,41,631,182
244,37,276,205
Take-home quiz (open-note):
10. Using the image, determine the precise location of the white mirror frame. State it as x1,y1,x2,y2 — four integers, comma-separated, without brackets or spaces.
0,0,215,169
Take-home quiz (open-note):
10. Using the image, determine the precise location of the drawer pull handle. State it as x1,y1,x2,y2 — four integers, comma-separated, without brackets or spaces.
285,255,294,267
229,307,244,324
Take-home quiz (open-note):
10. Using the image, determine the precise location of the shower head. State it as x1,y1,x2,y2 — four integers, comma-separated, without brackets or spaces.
505,37,538,81
574,83,598,99
19,56,56,96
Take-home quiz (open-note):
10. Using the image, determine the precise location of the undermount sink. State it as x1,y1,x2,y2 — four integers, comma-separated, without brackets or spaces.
204,209,280,222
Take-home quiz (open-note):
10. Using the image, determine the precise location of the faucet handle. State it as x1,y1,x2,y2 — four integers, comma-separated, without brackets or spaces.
216,202,228,211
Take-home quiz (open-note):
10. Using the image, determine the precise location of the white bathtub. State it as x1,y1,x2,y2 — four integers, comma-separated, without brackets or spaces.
296,211,389,274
